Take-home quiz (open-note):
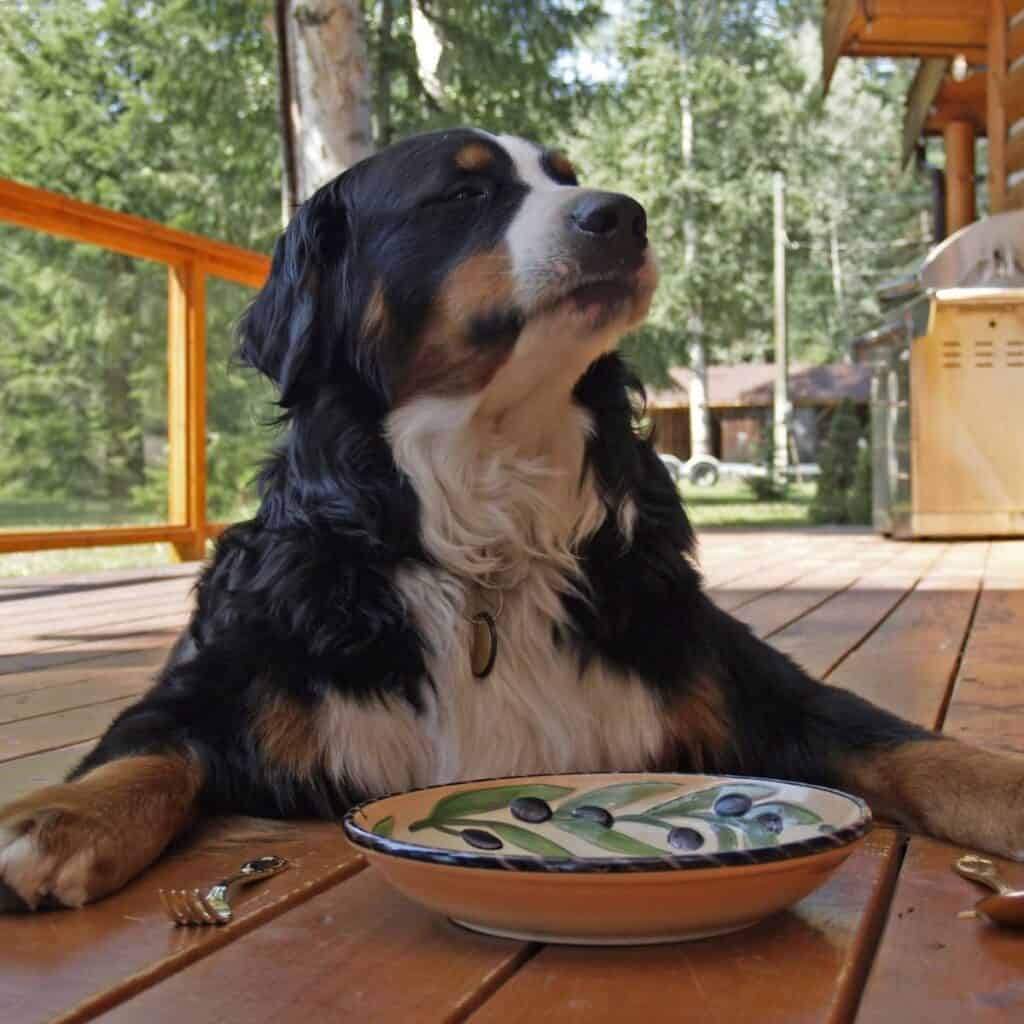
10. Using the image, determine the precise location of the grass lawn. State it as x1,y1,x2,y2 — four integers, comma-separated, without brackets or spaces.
680,479,815,528
0,481,817,577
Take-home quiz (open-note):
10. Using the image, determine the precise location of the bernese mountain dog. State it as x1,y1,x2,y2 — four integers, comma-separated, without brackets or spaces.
1,128,1021,910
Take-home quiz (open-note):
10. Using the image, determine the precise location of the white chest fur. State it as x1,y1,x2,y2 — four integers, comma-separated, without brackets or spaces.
317,392,668,798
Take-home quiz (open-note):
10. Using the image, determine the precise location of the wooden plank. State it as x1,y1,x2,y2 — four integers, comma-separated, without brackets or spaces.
1004,60,1024,126
996,2,1013,214
0,631,177,678
826,547,986,725
0,822,361,1024
94,865,539,1024
903,58,948,168
855,541,1024,1022
469,832,904,1024
729,539,913,640
0,676,150,727
166,262,208,562
0,741,95,803
0,696,138,763
1005,126,1024,177
0,176,269,288
768,543,949,679
708,535,873,614
0,525,198,555
854,839,1024,1024
0,646,172,697
0,595,192,650
0,577,192,638
0,616,186,678
466,536,981,1023
0,564,195,600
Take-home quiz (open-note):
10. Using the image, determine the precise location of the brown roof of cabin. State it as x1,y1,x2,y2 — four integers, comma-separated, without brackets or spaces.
646,362,872,409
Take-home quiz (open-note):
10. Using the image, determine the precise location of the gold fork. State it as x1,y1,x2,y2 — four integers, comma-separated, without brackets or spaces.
159,855,290,926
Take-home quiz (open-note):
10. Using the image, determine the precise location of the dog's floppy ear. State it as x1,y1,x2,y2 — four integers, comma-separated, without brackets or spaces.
239,184,349,407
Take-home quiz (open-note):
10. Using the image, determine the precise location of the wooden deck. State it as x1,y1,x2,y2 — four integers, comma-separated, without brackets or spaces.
2,528,1023,1023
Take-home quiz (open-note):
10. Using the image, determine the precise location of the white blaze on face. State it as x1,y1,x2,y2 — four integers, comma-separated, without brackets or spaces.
495,134,585,310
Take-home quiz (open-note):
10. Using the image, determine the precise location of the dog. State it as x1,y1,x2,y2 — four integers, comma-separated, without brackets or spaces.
2,128,1022,910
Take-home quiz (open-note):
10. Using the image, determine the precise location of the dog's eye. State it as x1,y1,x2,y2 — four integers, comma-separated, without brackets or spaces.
441,179,491,204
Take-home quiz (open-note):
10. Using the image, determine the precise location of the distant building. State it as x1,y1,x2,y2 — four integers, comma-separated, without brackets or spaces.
646,362,871,463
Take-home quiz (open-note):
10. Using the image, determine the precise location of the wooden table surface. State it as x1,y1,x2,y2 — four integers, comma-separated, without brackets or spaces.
2,529,1023,1023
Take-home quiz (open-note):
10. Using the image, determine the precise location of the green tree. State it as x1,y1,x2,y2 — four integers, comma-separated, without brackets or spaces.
810,399,866,524
571,3,929,383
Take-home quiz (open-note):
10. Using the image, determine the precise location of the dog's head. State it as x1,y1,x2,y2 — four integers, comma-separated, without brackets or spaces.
240,129,657,415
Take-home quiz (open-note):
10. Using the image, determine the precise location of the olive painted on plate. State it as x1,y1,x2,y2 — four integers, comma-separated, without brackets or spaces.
571,805,614,828
667,827,705,851
713,793,753,817
509,797,553,823
461,828,503,850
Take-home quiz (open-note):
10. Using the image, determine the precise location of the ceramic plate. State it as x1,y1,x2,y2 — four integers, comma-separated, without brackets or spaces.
343,772,871,945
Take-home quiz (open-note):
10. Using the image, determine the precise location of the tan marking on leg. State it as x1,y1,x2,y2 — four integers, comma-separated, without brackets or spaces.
454,142,495,172
839,738,1024,859
658,676,735,773
252,692,322,781
0,753,201,908
400,244,518,400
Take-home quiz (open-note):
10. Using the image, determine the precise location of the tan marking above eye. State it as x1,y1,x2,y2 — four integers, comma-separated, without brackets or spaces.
547,151,577,182
455,143,495,172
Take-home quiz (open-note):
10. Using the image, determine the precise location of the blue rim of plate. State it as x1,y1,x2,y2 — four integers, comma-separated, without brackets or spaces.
341,772,872,874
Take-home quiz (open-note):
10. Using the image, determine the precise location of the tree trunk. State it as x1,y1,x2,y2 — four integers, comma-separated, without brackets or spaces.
275,0,374,217
375,0,395,148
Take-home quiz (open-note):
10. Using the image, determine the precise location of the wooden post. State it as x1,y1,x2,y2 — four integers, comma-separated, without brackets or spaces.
166,262,208,562
944,121,977,234
989,0,1009,214
773,171,789,478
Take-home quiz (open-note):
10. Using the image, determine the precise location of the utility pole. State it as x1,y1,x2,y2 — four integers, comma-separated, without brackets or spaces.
773,171,789,479
677,2,710,461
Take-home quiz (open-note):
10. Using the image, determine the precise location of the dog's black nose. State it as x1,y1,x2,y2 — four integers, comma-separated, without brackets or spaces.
570,193,647,251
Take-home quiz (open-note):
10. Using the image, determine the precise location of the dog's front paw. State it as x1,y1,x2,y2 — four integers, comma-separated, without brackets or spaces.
0,794,115,910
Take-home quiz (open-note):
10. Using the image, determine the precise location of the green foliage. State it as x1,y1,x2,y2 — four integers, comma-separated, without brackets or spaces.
366,1,605,146
0,0,914,535
0,0,282,525
810,399,869,524
572,2,929,379
847,439,873,525
744,422,789,502
0,0,604,529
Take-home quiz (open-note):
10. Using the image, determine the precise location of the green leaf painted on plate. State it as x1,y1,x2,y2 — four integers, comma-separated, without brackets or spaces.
737,821,780,848
752,801,823,826
554,818,667,857
554,781,679,816
371,815,394,837
443,818,574,859
410,784,575,829
706,822,738,852
647,783,778,819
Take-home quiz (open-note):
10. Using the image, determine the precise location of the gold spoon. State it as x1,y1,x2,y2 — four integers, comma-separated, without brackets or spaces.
953,854,1024,927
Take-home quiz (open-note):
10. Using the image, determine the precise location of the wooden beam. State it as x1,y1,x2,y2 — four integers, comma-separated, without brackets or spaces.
903,58,948,167
823,0,859,92
0,177,269,288
166,263,208,563
1004,60,1024,124
991,0,1010,213
1006,126,1024,175
944,120,977,233
0,525,199,555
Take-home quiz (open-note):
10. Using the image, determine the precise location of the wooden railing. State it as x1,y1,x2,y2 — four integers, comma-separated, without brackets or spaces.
0,177,271,560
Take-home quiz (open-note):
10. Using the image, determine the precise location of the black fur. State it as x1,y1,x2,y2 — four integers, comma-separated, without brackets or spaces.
71,130,935,826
